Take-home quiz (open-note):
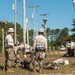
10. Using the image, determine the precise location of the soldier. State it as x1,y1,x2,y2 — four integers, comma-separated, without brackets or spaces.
13,41,32,58
32,29,47,73
5,28,15,72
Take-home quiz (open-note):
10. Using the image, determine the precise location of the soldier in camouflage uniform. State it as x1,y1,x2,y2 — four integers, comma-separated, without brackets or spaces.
32,29,47,73
5,28,16,72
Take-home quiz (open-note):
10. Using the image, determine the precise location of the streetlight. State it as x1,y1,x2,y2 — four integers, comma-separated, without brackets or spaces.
73,0,75,11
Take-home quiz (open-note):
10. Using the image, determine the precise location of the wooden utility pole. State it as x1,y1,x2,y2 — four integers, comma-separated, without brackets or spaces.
2,28,4,54
0,21,7,54
40,14,49,38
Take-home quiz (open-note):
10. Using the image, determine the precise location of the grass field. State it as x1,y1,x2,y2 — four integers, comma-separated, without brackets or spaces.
0,51,75,75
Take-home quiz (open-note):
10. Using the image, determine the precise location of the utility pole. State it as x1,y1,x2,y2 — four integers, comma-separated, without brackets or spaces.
14,0,17,44
40,14,49,38
1,27,4,54
26,18,29,45
29,5,39,40
73,0,75,42
0,21,7,54
73,0,75,11
22,0,26,47
12,0,17,44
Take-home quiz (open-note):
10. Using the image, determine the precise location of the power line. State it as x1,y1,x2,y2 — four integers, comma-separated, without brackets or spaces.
16,12,22,17
28,5,40,39
16,11,42,26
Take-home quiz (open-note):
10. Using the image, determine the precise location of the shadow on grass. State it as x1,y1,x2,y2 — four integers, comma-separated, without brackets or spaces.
12,65,33,72
22,67,33,72
0,65,4,71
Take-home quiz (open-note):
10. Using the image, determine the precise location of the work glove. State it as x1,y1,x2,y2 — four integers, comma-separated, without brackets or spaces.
24,54,27,58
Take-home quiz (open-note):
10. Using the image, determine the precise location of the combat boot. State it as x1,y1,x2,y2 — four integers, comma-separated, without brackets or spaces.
4,66,7,71
7,68,14,72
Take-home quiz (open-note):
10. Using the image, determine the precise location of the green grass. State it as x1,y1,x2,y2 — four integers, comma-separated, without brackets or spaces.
0,51,75,75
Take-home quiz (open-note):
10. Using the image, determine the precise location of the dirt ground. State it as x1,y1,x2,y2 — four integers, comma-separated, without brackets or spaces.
0,51,75,75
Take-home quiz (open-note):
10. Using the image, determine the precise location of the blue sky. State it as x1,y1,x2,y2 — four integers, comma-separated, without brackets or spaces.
0,0,75,34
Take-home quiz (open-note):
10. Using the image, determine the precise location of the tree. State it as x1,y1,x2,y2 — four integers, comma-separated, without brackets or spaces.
54,28,60,39
57,27,70,46
50,29,55,41
29,29,34,46
71,19,75,41
46,27,51,40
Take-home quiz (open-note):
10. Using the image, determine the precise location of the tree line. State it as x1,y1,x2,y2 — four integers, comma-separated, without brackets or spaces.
0,19,75,51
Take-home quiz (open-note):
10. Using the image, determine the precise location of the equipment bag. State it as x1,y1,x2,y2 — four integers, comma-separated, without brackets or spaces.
21,60,30,68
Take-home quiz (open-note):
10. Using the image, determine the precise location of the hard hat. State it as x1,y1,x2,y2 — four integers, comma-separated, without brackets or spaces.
38,29,44,33
8,28,14,32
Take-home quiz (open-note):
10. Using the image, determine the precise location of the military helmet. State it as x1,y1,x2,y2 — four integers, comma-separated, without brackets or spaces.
8,28,14,32
38,29,44,33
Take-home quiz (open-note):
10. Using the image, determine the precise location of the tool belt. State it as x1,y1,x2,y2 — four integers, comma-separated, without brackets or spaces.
35,47,45,52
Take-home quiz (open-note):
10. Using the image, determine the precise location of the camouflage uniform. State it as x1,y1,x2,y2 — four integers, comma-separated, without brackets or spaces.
31,51,46,68
32,34,47,72
5,34,16,70
5,48,15,68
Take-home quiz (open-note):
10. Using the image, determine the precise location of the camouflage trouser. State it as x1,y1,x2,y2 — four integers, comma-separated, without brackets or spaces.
32,60,44,68
5,48,16,68
31,51,46,68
